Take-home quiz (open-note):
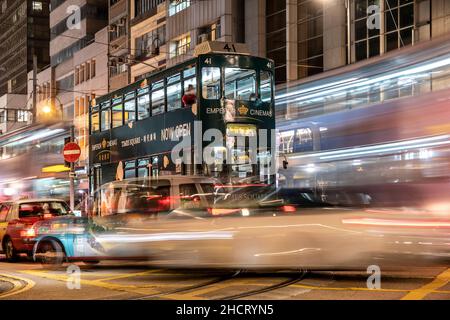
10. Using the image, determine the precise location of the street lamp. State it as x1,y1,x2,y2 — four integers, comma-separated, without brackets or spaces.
43,96,76,210
42,97,64,120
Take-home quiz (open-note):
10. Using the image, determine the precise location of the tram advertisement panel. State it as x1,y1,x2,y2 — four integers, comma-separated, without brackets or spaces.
89,107,195,165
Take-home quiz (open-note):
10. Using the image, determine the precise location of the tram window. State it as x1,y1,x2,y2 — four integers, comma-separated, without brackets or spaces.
101,108,111,131
137,93,150,120
91,112,99,132
294,127,313,152
137,158,149,177
183,66,195,78
152,80,165,115
202,67,221,99
124,99,136,123
260,71,273,102
124,160,136,179
112,102,123,128
184,77,196,92
224,68,256,101
167,81,182,111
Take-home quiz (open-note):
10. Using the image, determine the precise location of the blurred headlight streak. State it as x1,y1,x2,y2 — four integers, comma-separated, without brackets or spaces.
96,231,235,243
342,218,450,228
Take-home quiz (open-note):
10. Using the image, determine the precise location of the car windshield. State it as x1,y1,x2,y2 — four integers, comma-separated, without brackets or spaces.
19,201,70,218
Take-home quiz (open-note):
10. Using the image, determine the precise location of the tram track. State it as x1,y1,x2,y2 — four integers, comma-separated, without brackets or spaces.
134,270,242,300
215,270,308,300
134,269,308,300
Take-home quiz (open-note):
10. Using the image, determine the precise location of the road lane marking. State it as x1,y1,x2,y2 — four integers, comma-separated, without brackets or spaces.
20,270,159,296
401,268,450,300
95,269,160,282
291,283,408,293
0,273,35,299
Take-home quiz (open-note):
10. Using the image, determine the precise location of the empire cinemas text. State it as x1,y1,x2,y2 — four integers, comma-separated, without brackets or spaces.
170,121,277,171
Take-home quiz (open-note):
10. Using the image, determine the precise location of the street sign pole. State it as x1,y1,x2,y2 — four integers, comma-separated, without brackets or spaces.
69,125,75,211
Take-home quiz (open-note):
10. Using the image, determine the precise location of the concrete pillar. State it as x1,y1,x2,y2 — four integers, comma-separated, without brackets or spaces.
244,0,266,57
286,0,298,82
323,0,347,70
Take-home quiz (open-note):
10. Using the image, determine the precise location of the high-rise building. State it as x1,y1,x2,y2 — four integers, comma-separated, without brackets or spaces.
259,0,450,85
47,0,108,120
0,0,50,95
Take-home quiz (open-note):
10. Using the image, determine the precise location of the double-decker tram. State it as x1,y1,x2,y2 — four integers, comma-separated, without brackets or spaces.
89,42,275,192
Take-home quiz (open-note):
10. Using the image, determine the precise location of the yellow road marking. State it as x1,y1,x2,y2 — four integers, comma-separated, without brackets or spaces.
291,283,408,293
95,269,160,282
401,268,450,300
0,273,35,299
20,270,158,296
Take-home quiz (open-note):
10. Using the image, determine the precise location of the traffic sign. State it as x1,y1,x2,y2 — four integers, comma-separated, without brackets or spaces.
63,142,81,163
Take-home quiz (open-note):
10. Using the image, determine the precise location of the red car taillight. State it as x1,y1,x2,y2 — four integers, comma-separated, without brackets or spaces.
280,205,296,213
20,228,36,238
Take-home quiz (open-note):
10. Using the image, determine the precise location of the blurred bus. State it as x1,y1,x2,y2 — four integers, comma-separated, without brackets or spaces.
276,34,450,208
0,122,84,202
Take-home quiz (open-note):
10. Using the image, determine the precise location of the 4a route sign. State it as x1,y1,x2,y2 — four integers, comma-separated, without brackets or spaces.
63,142,81,163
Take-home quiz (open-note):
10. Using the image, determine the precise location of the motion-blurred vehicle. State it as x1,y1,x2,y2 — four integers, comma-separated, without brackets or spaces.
31,176,218,264
0,199,71,262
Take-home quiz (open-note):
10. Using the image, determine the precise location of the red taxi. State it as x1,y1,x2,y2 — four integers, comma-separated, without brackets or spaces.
0,199,71,262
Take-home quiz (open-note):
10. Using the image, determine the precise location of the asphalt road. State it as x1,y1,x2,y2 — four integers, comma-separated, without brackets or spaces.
0,254,449,300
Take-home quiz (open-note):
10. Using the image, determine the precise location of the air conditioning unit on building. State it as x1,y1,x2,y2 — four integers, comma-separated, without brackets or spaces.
198,33,208,44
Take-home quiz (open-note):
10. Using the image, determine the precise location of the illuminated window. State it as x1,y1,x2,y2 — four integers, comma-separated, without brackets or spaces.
170,35,191,58
17,110,29,122
169,0,190,16
32,1,43,11
224,68,256,101
202,67,221,100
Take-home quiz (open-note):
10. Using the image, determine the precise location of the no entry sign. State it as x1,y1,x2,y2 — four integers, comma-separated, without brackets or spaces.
63,142,81,163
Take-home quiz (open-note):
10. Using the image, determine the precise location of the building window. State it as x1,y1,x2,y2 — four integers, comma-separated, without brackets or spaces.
266,0,286,84
169,0,190,16
355,0,381,62
198,21,221,44
135,0,165,17
135,26,166,59
384,0,414,52
32,1,43,11
74,67,79,85
17,110,29,122
110,17,127,42
170,34,191,58
91,60,96,77
80,64,85,83
86,61,91,80
297,0,324,78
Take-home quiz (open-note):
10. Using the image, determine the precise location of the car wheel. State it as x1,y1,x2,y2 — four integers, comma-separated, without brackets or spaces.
35,240,66,267
4,238,19,262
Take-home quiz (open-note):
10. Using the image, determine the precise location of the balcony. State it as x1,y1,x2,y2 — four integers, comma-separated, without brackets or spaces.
109,35,128,55
109,71,129,91
110,0,127,21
